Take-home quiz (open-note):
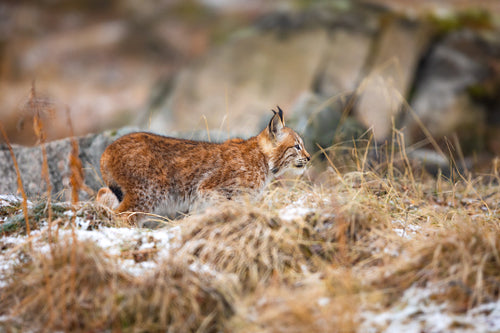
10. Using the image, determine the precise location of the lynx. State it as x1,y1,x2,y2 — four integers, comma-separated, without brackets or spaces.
98,107,310,220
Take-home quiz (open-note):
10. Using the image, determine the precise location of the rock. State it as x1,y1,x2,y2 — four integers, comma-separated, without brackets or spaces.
0,129,134,200
148,28,329,137
407,148,451,177
0,1,233,145
315,29,373,97
404,29,494,154
289,91,364,154
146,5,381,141
487,126,500,156
355,17,430,142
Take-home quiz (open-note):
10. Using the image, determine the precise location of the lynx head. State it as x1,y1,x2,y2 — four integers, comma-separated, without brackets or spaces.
259,106,311,176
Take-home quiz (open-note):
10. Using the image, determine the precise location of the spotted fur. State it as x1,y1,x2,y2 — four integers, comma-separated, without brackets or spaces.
98,107,310,219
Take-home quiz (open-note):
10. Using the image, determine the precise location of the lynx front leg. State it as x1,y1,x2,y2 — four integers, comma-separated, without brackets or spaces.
192,189,224,212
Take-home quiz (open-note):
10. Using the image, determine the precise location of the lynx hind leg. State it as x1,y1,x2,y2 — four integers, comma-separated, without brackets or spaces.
96,186,146,225
95,187,137,225
96,187,119,210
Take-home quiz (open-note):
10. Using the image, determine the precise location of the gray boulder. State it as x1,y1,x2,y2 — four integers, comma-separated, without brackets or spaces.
289,91,364,154
144,5,380,139
147,28,329,137
0,129,134,200
354,17,431,142
404,29,493,154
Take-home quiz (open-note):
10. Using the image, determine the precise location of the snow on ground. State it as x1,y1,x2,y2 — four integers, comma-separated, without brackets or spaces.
279,205,315,222
0,195,32,223
0,196,183,286
0,223,181,278
360,285,500,333
0,195,24,206
278,193,315,222
278,192,329,222
392,218,421,239
0,194,33,208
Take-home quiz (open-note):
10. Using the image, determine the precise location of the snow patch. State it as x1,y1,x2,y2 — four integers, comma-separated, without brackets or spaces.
279,206,314,221
392,219,421,239
360,286,500,333
0,195,32,208
317,297,330,307
0,220,182,286
278,194,317,221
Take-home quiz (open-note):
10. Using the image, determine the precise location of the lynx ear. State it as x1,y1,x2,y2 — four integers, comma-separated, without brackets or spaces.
268,106,285,140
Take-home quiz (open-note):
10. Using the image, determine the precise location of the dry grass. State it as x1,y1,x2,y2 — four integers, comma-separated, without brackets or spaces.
2,138,499,331
378,219,500,312
176,203,310,290
1,88,500,331
1,239,130,331
173,177,397,292
0,237,236,332
1,155,499,331
0,124,31,237
228,267,374,333
1,139,499,331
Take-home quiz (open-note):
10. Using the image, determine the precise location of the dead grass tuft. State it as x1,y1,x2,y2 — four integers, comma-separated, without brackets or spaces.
0,239,130,331
230,269,365,333
0,124,31,237
175,188,395,292
0,236,236,332
305,195,394,266
119,257,236,332
378,220,500,312
177,203,310,290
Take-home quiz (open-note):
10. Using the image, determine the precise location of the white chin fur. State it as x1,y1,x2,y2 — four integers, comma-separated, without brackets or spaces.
291,166,306,175
280,166,306,177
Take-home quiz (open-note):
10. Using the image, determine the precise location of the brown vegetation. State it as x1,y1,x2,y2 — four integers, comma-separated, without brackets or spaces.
1,155,498,331
1,91,499,332
0,239,235,332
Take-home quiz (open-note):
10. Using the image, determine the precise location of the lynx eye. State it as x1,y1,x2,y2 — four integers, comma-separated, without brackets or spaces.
294,144,301,150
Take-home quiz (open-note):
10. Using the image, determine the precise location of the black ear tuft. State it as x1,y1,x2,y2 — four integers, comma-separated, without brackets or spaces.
268,107,284,140
275,105,285,126
277,105,284,121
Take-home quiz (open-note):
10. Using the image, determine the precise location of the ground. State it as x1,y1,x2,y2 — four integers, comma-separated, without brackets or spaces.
1,157,499,332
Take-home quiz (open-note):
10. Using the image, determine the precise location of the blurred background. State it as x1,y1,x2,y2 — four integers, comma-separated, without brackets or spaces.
1,0,500,161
